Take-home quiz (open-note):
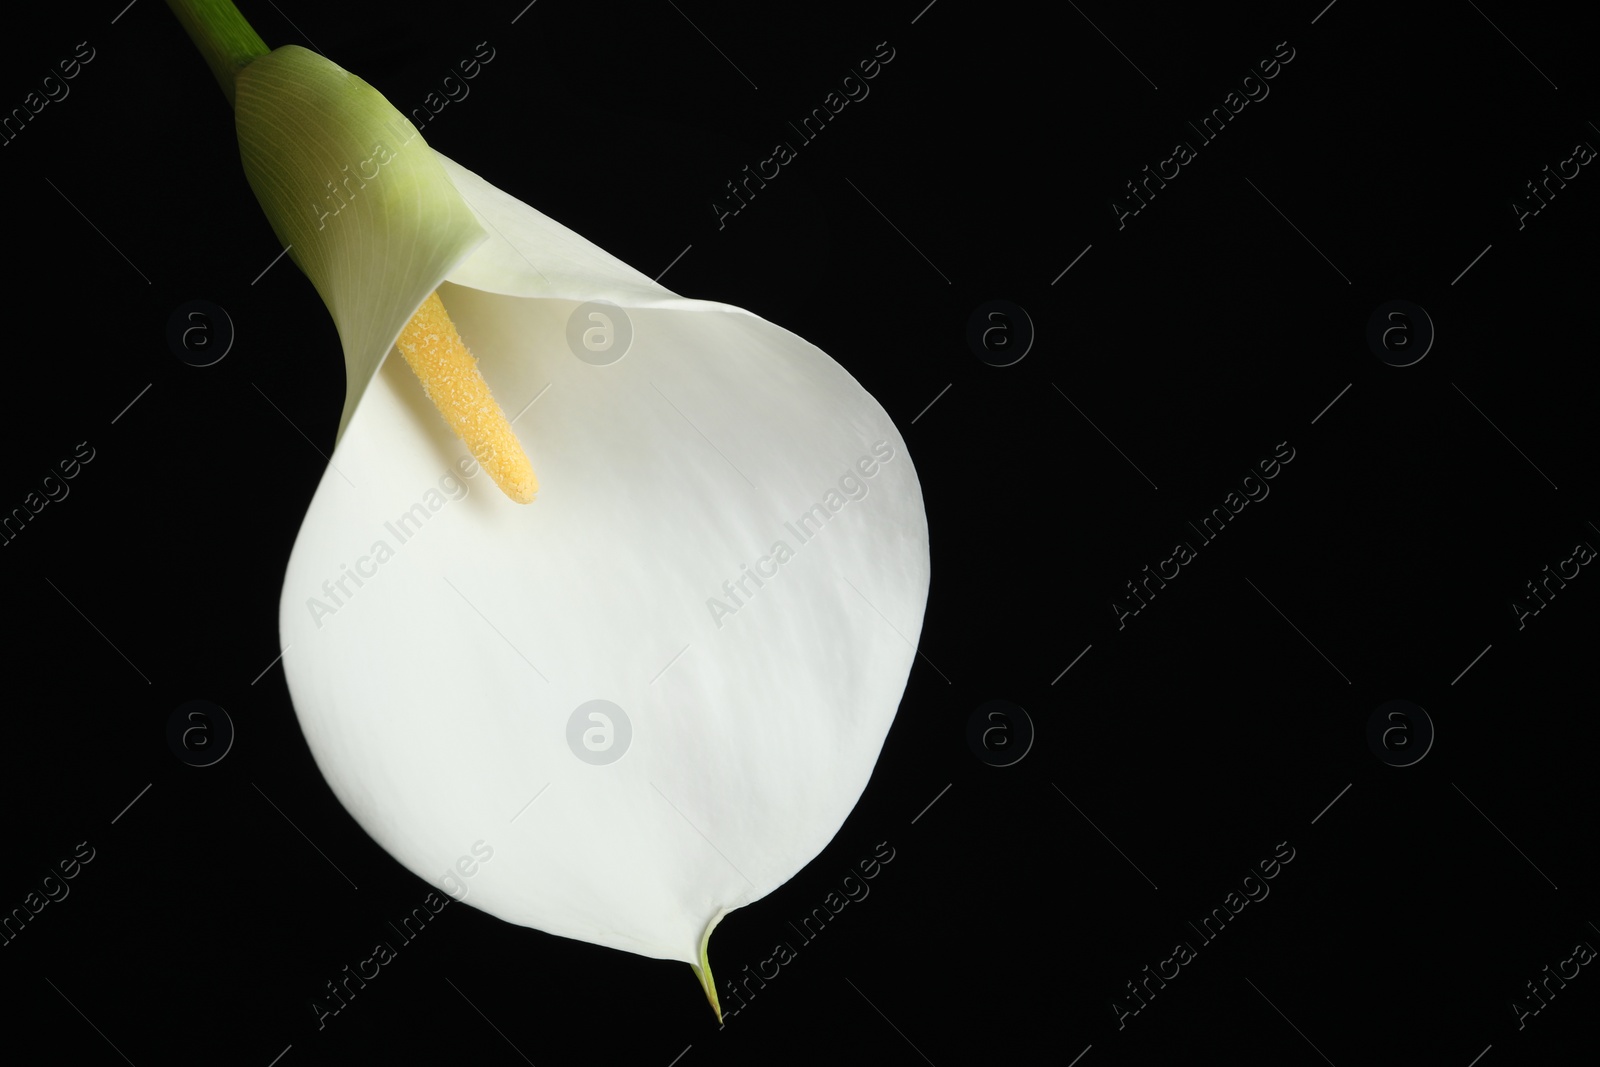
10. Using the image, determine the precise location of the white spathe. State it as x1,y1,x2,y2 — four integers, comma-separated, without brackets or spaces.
255,48,930,976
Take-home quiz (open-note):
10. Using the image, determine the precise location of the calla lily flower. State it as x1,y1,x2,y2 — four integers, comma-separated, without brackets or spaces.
167,1,929,1017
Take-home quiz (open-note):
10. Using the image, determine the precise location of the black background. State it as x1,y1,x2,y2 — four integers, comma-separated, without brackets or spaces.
2,1,1596,1064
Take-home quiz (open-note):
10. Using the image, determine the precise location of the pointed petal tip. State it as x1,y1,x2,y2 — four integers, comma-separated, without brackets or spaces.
691,907,731,1022
690,962,723,1023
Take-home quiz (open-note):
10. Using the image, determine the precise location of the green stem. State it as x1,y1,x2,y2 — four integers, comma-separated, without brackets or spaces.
163,0,271,109
691,908,729,1023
